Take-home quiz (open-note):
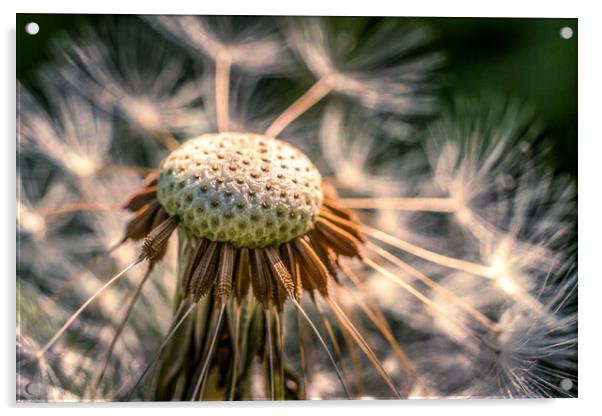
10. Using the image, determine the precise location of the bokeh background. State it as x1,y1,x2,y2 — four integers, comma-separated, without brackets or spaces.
17,15,577,177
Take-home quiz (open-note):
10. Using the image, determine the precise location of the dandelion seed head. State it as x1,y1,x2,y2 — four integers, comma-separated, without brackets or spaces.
320,103,414,196
485,286,577,398
158,133,323,248
146,16,294,75
417,260,576,398
70,156,100,178
20,86,112,179
49,19,210,138
17,335,79,402
18,201,47,237
17,175,95,279
496,275,516,294
121,96,164,134
289,18,442,115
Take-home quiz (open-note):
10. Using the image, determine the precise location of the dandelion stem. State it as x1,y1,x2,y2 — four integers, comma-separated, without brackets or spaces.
366,229,551,325
290,297,352,399
157,131,181,151
31,239,127,321
339,318,364,397
35,258,142,360
313,300,352,390
228,302,241,400
35,202,123,216
339,197,458,212
324,296,403,399
215,54,232,132
295,308,307,399
275,311,285,400
458,207,559,269
264,309,275,400
190,303,226,401
92,264,153,395
367,243,500,332
125,302,195,400
99,164,156,175
363,257,480,343
496,277,552,320
265,77,332,138
362,224,495,278
337,263,424,391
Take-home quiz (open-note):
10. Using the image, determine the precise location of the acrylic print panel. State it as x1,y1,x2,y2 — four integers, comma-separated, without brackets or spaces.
16,14,577,401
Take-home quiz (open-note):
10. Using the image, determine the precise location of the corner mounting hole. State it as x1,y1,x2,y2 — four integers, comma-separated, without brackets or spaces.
26,382,40,395
25,22,39,35
560,26,573,40
560,378,573,391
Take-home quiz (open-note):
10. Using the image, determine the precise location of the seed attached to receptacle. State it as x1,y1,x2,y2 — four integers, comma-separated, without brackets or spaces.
157,133,323,248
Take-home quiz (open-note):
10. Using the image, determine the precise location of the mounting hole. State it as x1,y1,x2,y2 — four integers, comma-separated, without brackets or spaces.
560,26,573,40
25,382,40,395
25,22,40,35
560,378,573,391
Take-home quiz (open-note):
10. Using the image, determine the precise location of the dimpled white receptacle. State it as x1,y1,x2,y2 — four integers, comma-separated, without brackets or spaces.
157,133,323,248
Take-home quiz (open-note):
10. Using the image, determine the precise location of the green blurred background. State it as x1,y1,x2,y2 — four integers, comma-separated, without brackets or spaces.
16,15,577,176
